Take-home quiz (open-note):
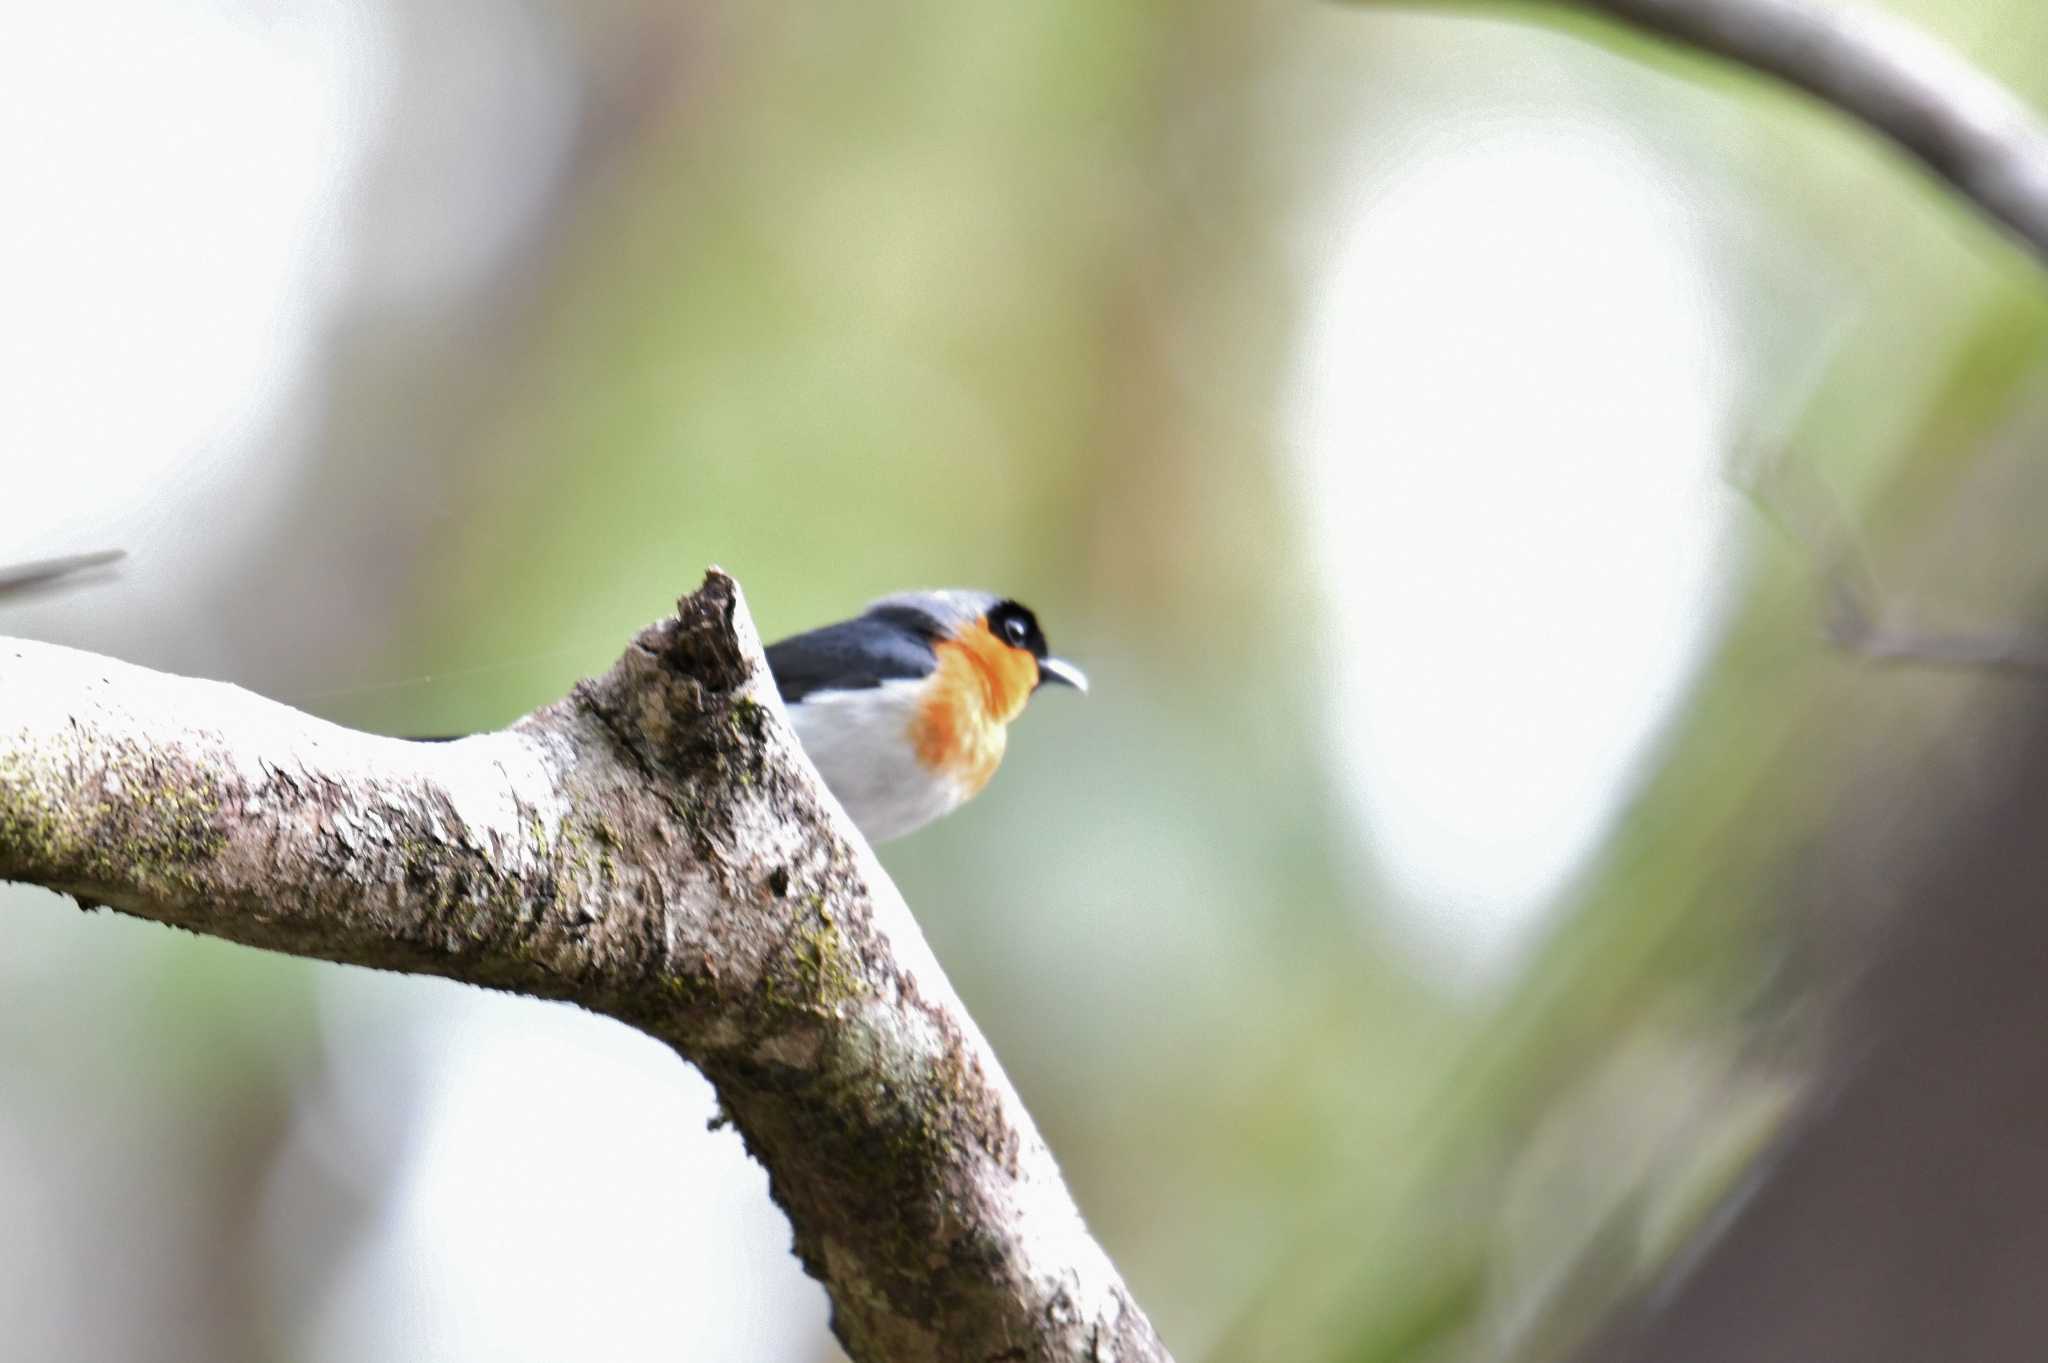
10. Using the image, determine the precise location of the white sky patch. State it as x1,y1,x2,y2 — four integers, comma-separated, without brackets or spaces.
1290,112,1741,990
0,1,384,574
295,985,830,1363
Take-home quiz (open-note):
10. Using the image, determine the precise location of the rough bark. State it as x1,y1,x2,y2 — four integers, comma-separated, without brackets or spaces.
0,569,1169,1363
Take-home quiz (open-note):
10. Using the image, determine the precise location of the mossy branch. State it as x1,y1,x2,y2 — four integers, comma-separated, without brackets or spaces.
0,569,1170,1363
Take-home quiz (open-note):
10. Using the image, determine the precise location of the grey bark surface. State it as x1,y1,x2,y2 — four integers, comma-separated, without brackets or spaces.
0,570,1169,1363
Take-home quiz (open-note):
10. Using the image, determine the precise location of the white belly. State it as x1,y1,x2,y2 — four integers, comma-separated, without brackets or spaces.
785,682,970,843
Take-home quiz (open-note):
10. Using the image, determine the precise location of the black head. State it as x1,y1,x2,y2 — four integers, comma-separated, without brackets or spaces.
987,599,1049,659
986,598,1086,692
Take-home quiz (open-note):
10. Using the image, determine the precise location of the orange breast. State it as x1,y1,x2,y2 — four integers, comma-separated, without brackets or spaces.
908,619,1039,795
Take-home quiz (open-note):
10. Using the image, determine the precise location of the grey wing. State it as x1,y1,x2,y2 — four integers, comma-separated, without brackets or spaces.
764,616,937,703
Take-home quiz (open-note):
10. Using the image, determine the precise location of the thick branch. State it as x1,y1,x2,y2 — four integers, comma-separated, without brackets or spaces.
0,570,1169,1363
1400,0,2048,268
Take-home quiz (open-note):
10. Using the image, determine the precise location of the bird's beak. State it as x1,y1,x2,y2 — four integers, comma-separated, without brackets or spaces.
1037,657,1089,693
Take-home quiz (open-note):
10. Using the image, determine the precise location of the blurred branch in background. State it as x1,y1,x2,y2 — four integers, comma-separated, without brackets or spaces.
1497,0,2048,264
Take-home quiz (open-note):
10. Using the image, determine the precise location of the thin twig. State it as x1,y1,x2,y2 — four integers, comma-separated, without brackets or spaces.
0,549,126,594
1737,433,2048,676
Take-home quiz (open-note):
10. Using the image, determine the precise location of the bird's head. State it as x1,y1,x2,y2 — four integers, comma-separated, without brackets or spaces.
763,588,1085,840
866,589,1087,715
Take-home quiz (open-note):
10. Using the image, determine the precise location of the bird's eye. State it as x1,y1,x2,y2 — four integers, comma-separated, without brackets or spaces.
1001,615,1029,647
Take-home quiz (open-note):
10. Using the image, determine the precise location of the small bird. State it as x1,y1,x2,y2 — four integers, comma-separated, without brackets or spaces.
765,590,1086,842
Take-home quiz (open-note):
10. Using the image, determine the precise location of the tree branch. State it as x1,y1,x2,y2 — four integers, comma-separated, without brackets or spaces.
1398,0,2048,268
0,569,1169,1363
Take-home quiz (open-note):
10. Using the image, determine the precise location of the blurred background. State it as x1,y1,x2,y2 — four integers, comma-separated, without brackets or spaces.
7,1,2048,1360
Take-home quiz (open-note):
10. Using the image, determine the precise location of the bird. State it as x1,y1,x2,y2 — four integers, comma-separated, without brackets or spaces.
764,590,1086,843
